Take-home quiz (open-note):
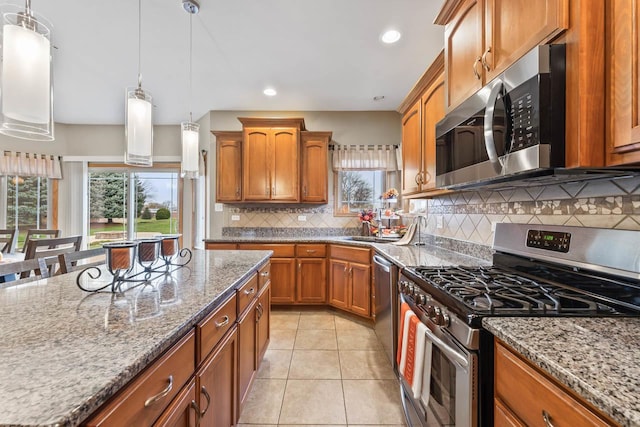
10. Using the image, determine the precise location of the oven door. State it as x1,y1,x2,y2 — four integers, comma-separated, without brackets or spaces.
399,296,478,427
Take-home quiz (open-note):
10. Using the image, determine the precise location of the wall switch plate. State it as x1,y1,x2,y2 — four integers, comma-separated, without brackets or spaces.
214,203,224,212
231,215,240,221
436,215,444,229
298,215,307,221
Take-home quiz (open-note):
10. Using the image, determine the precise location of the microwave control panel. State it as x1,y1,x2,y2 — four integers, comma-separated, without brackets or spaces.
526,229,571,253
508,77,539,152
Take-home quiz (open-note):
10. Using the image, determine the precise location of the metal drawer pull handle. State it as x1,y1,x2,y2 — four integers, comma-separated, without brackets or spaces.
190,400,201,427
472,56,481,80
200,386,211,417
244,287,256,295
481,46,491,71
306,249,316,253
214,315,230,328
144,375,173,407
260,271,270,277
542,410,555,427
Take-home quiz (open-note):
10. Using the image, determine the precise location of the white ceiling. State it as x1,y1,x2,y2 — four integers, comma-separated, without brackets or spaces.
32,0,445,125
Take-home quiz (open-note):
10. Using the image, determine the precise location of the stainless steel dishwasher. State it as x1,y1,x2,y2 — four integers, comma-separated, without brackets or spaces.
373,253,398,369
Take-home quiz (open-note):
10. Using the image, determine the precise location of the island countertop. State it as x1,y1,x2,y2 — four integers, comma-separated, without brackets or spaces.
0,249,272,427
483,317,640,427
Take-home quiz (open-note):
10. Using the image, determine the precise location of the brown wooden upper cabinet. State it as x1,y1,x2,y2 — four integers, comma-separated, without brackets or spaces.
435,0,569,111
399,53,446,197
606,0,640,166
300,131,332,203
214,131,243,202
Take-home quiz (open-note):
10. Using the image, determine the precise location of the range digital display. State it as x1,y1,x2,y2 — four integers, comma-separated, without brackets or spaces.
526,230,571,253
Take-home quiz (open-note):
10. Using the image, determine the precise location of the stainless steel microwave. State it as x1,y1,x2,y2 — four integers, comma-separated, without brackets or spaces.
435,44,566,189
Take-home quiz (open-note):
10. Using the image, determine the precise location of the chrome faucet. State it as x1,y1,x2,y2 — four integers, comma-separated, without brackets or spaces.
413,215,427,246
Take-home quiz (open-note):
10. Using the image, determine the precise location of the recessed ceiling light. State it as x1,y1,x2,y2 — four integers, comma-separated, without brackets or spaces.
263,88,277,96
381,30,401,44
373,96,385,101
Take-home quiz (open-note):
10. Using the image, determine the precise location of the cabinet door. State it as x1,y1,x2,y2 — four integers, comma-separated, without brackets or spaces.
215,133,243,202
198,328,237,427
269,258,296,304
401,99,422,195
237,298,258,413
271,128,299,201
301,133,329,203
607,0,640,165
421,75,445,191
445,0,484,110
153,379,198,427
257,283,271,363
329,259,349,310
484,0,568,82
349,262,371,317
494,398,526,427
243,128,271,200
297,258,327,304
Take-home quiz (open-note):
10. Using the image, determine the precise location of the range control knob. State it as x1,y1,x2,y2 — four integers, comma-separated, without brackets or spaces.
415,294,427,305
425,305,437,317
431,308,450,327
399,281,410,293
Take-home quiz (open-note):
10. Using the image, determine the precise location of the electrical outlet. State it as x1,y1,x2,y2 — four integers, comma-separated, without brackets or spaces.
298,215,307,222
214,203,224,212
231,215,240,221
436,215,444,229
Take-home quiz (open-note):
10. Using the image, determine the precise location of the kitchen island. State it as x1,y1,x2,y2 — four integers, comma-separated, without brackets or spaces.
0,249,272,427
484,317,640,427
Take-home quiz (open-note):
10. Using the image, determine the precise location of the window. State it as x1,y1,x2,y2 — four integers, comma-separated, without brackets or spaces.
335,170,387,215
4,176,50,249
88,165,181,248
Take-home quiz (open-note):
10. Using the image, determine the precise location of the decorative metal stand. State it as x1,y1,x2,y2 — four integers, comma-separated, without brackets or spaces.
76,236,192,293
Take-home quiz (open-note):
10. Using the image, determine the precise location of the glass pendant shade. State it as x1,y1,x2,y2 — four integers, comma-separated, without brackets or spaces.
0,9,53,141
181,121,199,178
125,87,154,167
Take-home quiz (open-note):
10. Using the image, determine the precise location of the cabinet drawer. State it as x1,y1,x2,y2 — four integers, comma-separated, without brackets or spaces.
495,341,613,427
205,243,238,250
237,273,259,315
238,243,295,257
330,245,371,264
197,293,237,363
296,244,327,258
85,331,196,427
258,262,271,289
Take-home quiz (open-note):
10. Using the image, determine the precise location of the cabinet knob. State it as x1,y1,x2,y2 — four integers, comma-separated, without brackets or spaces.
481,46,492,71
472,56,482,80
244,287,256,295
260,271,270,277
541,410,556,427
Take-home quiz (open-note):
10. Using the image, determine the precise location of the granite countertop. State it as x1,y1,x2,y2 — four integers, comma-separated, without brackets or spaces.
483,317,640,427
0,249,272,427
204,236,492,268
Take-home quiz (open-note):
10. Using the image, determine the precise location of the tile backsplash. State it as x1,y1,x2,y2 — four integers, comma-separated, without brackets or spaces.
421,176,640,246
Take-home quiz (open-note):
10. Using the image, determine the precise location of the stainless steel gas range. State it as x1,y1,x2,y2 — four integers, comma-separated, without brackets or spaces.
397,223,640,427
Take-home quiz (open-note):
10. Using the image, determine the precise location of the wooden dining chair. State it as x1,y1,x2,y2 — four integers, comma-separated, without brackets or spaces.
21,229,60,253
0,257,51,286
23,235,83,277
0,229,17,253
58,247,106,274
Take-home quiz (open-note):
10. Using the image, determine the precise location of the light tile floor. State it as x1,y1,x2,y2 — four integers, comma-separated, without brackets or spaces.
238,309,406,427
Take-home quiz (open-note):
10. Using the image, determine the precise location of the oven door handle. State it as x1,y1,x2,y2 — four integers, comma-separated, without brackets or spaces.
424,328,469,368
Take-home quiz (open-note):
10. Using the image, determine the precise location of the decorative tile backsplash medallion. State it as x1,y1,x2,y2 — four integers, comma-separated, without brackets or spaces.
422,176,640,247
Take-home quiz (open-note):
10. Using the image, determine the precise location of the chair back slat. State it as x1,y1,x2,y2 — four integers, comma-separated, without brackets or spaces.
0,257,51,286
23,235,82,277
21,229,60,253
58,247,106,274
0,229,17,254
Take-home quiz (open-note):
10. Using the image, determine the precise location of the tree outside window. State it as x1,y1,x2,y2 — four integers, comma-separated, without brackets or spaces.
335,170,385,214
6,176,48,249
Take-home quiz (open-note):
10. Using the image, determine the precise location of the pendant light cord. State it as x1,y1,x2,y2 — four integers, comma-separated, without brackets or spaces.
189,13,193,122
137,0,142,88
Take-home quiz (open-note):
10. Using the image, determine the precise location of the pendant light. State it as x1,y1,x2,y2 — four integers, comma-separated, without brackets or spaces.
0,0,54,141
125,0,153,167
181,0,200,179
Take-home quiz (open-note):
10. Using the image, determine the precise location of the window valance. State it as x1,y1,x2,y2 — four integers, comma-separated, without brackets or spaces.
0,151,62,179
331,144,400,171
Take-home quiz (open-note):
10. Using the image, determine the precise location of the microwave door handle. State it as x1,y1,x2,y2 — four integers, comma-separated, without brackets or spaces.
424,327,469,368
484,79,504,174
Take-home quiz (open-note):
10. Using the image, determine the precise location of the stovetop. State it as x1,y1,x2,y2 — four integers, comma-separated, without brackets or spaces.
404,263,640,317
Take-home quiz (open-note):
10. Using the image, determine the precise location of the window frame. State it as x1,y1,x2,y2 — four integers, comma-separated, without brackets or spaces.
333,169,388,217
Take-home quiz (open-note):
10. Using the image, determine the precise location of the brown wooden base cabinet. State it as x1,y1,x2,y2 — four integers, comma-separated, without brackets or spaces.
328,245,371,318
494,340,617,427
153,379,198,427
